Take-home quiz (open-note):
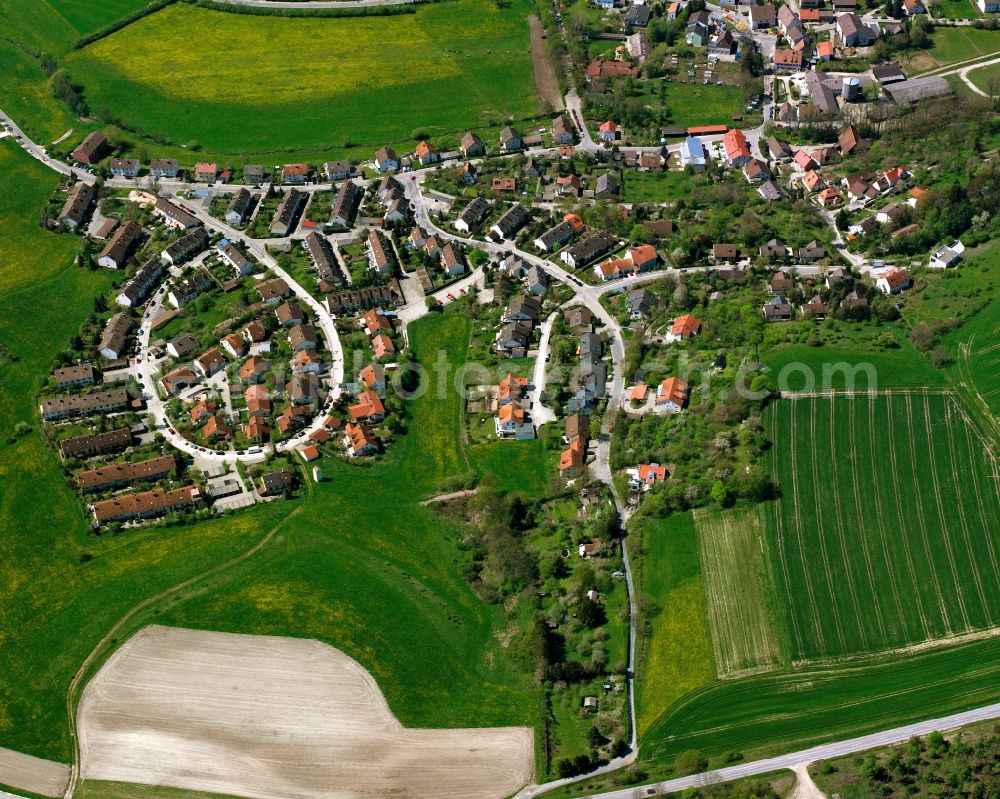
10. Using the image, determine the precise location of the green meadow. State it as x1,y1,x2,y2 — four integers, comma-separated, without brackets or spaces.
64,0,540,156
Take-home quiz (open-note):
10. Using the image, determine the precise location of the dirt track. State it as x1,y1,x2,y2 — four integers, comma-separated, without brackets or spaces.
528,15,564,112
78,626,534,799
0,746,69,796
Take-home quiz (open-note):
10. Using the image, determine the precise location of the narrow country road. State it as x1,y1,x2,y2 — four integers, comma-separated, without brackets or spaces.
524,701,1000,799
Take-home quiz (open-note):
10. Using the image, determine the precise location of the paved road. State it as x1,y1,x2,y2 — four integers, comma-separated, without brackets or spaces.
529,311,557,427
0,110,94,183
533,701,1000,799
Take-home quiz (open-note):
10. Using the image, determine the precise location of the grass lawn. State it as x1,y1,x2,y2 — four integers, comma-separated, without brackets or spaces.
764,392,999,663
0,42,78,145
65,0,540,156
633,513,715,737
762,337,946,392
467,437,553,498
619,170,693,204
0,140,79,297
932,0,980,18
924,27,1000,67
661,81,746,128
968,60,1000,93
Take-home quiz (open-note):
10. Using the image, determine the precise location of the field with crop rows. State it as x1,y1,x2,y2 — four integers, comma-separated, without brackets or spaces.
694,506,786,677
765,390,1000,664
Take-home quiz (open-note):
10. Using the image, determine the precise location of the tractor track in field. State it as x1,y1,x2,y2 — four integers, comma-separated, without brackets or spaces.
916,392,972,632
809,399,848,654
843,396,888,644
901,393,954,635
787,401,825,655
882,395,934,640
942,399,992,626
827,395,871,650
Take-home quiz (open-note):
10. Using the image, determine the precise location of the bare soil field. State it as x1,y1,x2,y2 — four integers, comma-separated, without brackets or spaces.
0,746,69,796
78,626,534,799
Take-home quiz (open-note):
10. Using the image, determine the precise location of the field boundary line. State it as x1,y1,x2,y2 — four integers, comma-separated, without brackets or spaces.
787,400,825,654
843,395,888,643
809,398,847,654
881,394,934,639
917,391,971,631
862,394,916,639
902,393,953,634
941,396,992,626
62,505,305,799
781,388,954,399
789,626,1000,670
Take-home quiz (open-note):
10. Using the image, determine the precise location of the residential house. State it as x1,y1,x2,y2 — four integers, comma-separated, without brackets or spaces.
770,271,794,294
359,363,387,393
91,486,200,526
626,288,656,319
193,162,217,183
160,227,208,266
628,463,669,490
599,120,620,142
441,242,466,276
666,314,702,342
166,334,198,360
288,323,319,352
838,125,860,155
489,204,531,241
680,136,707,171
534,220,576,252
499,127,523,152
53,364,96,389
372,147,400,173
460,131,485,158
492,176,517,194
759,239,789,261
495,320,532,357
876,268,911,294
150,158,179,179
555,174,583,197
686,10,711,45
110,158,140,178
304,231,343,288
743,159,770,182
624,3,651,25
414,141,439,165
225,188,254,225
194,347,226,378
58,427,132,461
773,48,803,71
220,332,247,359
458,162,478,185
39,389,128,422
763,294,794,320
750,3,778,28
324,160,354,181
58,181,97,230
344,423,381,457
241,357,271,384
553,115,575,144
98,220,144,269
594,172,620,198
349,390,386,424
167,274,210,309
712,243,739,263
629,244,659,272
160,367,197,395
454,197,490,233
116,256,166,307
929,240,964,269
256,277,290,305
525,265,548,295
269,188,305,236
654,377,689,413
561,230,615,268
722,129,752,167
366,229,398,277
219,241,252,276
800,294,830,318
98,313,132,359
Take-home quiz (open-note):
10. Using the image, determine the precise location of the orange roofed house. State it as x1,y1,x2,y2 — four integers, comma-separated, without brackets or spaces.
349,390,386,424
654,377,689,413
627,462,669,491
665,314,702,342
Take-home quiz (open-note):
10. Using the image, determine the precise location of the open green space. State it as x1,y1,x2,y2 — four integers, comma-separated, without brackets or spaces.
633,514,715,737
468,437,553,498
969,60,1000,93
65,0,540,156
926,27,1000,66
659,82,745,128
932,0,980,19
155,314,539,736
0,140,79,297
765,392,999,663
0,0,150,56
0,42,77,145
619,170,693,204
